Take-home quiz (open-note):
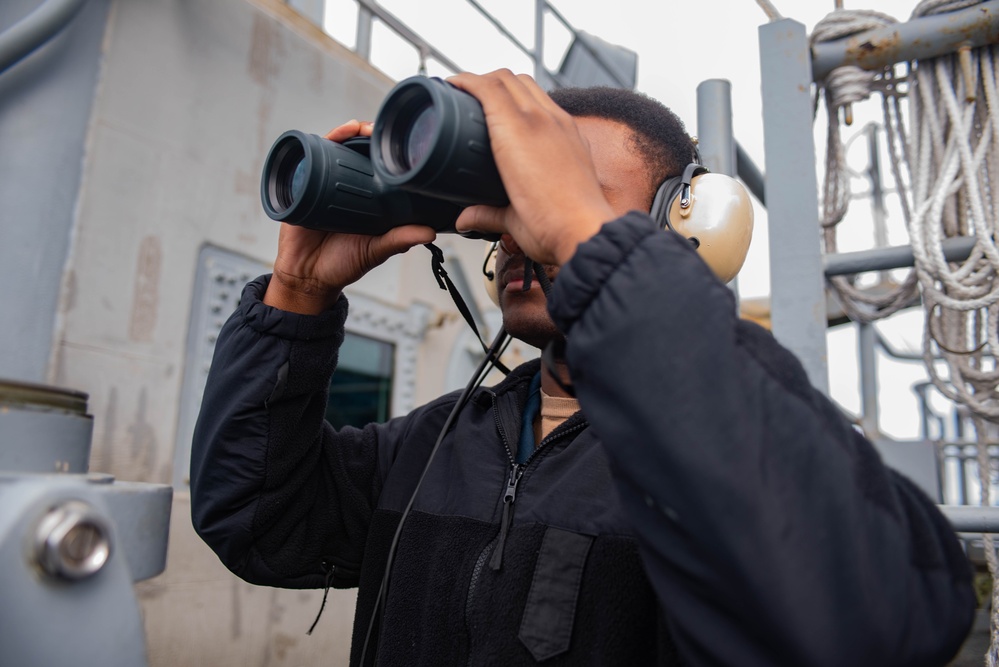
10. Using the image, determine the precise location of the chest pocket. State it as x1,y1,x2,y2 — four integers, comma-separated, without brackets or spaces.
518,527,594,662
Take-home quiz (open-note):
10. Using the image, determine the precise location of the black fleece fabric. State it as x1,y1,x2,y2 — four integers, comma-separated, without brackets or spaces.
191,212,975,666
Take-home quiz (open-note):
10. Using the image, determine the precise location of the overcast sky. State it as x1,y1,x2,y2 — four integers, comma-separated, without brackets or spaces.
321,0,948,439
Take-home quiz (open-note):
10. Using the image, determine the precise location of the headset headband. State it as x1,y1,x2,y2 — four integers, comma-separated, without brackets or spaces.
650,163,709,235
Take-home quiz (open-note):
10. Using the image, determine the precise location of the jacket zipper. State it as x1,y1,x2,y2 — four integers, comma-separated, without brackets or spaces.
463,393,587,662
488,420,588,571
488,462,524,570
464,402,517,609
464,534,498,637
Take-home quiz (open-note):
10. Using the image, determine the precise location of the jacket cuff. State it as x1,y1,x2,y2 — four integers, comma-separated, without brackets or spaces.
548,212,659,333
239,274,349,341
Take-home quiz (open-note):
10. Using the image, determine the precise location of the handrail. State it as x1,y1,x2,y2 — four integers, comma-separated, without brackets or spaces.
353,0,462,74
940,505,999,533
465,0,534,62
283,0,627,88
824,236,976,277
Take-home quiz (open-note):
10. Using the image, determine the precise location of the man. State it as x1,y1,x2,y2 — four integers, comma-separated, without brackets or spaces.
191,71,975,666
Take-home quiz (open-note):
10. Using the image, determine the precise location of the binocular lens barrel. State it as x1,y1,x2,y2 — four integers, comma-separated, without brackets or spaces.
372,76,508,207
267,139,308,213
260,76,505,237
260,131,466,235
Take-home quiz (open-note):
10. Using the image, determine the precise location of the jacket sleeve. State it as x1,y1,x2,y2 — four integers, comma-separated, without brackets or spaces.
548,213,976,667
190,275,413,590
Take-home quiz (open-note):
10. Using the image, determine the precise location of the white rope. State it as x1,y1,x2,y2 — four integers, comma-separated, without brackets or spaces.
978,416,999,667
813,5,999,660
909,45,999,419
906,2,999,663
811,9,921,323
754,0,783,21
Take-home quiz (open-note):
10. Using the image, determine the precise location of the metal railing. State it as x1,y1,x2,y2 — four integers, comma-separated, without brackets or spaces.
285,0,628,88
351,0,461,74
940,444,999,506
941,505,999,533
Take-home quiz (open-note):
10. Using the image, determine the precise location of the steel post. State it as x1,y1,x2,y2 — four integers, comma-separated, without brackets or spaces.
534,0,548,88
355,3,373,61
858,322,879,436
759,19,829,392
696,79,740,298
696,79,736,176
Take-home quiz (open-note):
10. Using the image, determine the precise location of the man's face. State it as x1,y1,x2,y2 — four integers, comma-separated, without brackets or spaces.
495,116,653,349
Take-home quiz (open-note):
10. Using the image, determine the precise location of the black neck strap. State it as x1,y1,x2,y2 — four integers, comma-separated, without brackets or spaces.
426,242,511,375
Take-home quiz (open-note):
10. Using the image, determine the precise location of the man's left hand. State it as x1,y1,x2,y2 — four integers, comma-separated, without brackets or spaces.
449,70,615,266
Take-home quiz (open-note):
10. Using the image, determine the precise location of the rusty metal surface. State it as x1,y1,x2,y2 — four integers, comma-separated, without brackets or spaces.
0,378,88,414
812,1,999,80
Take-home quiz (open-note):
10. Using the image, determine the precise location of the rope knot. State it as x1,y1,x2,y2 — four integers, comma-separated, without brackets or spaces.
825,65,878,108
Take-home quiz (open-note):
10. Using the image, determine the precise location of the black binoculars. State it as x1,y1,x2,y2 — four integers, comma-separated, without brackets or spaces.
260,76,507,236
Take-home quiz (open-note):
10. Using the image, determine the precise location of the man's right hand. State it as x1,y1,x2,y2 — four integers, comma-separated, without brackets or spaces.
263,120,438,315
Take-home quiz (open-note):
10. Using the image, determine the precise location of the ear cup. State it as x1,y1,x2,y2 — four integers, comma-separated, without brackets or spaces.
651,164,753,284
482,241,500,306
669,173,753,283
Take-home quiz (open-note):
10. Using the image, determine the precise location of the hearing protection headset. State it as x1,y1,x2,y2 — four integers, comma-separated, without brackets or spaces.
482,162,754,304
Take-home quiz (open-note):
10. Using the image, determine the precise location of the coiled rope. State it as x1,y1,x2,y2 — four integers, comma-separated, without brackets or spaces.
811,8,921,324
907,1,999,661
814,2,999,662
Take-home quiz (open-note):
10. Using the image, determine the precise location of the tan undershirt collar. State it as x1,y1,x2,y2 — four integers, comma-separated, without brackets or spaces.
535,390,581,443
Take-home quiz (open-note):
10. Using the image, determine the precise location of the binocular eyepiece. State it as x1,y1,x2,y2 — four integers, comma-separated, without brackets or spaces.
261,76,507,236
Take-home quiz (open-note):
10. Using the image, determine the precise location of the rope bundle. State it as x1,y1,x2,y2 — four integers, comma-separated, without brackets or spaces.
908,35,999,422
811,9,922,324
813,2,999,661
907,4,999,660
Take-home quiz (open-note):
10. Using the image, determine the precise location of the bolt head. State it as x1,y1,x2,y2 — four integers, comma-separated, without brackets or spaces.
34,500,112,581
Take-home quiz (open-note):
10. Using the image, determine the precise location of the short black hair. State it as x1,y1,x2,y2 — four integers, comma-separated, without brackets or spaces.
548,86,696,193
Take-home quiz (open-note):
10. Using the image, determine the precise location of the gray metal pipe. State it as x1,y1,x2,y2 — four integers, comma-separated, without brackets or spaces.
534,0,546,87
0,0,89,75
736,142,766,206
355,4,373,61
760,19,830,392
940,505,999,533
858,322,880,436
812,0,999,80
824,236,976,276
696,80,736,176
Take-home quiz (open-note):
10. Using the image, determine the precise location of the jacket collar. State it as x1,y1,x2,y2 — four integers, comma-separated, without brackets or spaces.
472,359,541,408
472,359,588,455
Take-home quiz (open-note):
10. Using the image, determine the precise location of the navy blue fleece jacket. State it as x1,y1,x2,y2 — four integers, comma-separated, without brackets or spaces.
192,212,974,666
